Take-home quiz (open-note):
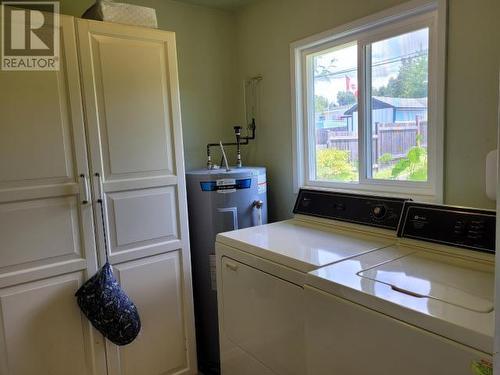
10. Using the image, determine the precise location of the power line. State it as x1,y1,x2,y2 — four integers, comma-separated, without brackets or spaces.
314,49,428,80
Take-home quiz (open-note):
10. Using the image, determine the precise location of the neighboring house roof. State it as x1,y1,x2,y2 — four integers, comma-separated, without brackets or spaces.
373,96,427,109
344,96,428,115
318,105,353,117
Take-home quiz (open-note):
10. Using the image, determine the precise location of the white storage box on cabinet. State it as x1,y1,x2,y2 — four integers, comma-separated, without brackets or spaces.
82,0,158,28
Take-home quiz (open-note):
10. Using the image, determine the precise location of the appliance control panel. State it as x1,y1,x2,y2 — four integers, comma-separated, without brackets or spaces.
293,189,408,230
398,202,496,253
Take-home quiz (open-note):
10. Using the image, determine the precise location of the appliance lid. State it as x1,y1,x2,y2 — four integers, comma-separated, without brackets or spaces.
216,219,395,273
358,251,494,313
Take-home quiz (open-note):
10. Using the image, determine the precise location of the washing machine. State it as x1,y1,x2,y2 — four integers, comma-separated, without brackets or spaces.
305,201,495,375
215,189,409,375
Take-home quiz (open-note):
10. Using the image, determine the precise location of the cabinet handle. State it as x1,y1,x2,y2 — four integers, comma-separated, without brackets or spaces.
225,261,238,271
94,172,104,202
79,174,90,205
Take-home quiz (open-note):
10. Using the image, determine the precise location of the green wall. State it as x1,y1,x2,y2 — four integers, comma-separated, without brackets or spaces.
53,0,240,171
445,0,499,209
235,0,500,220
23,0,499,220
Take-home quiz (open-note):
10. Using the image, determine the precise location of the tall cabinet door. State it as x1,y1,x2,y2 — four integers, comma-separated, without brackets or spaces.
0,14,106,375
77,20,197,375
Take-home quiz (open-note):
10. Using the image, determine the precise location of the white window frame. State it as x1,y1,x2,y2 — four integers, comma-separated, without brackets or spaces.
290,0,446,202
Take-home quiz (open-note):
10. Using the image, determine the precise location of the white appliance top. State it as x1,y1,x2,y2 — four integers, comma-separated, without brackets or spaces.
216,219,395,273
307,245,494,353
358,251,493,313
217,190,408,273
307,202,496,354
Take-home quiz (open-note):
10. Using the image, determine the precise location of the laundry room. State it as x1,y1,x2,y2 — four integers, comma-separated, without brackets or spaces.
0,0,499,374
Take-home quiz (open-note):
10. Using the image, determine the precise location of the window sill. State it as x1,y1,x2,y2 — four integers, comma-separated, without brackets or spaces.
300,181,442,203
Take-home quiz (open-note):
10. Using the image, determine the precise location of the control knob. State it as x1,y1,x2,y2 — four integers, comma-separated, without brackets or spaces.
371,205,387,220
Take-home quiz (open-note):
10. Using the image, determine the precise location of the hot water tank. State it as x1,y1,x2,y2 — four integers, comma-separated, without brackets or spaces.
186,167,267,374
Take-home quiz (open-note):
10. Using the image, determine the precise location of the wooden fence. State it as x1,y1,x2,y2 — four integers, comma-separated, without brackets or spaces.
319,121,428,166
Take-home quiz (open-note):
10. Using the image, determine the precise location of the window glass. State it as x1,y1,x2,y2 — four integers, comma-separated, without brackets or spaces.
294,4,442,199
312,42,358,182
370,28,429,181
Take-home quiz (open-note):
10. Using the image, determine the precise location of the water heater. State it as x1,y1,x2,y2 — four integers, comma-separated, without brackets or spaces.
186,167,267,374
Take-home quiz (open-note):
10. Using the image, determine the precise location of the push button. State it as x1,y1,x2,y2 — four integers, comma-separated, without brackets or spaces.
453,220,466,235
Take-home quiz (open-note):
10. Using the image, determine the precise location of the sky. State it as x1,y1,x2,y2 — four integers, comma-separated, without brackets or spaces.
314,27,429,105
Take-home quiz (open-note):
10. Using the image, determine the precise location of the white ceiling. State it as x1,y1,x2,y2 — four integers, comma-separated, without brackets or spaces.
173,0,258,10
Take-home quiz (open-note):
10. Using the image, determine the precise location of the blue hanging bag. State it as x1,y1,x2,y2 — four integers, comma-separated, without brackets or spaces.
75,177,141,346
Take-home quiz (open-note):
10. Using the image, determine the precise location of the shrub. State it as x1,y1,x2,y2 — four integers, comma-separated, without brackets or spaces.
391,146,427,181
316,148,357,181
378,153,393,165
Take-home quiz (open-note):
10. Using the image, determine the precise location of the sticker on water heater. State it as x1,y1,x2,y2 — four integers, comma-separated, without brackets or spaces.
216,178,236,193
200,178,252,193
216,178,236,186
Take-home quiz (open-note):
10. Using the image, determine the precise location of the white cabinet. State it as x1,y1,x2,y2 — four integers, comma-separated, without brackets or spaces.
0,15,196,375
0,14,106,375
77,19,196,374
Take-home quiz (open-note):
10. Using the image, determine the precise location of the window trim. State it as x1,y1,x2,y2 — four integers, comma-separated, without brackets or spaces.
290,0,446,202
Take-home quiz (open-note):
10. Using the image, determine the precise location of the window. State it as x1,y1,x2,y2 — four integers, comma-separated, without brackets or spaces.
291,0,445,201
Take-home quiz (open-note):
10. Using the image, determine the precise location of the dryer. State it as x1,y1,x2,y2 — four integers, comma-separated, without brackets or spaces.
215,190,409,375
305,201,495,375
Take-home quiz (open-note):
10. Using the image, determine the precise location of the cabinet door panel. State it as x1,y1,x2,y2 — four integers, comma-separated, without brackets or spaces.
82,31,174,182
0,196,81,268
0,70,72,183
0,14,105,374
0,272,100,375
0,15,97,279
108,253,187,375
77,19,196,374
97,36,173,177
107,186,179,252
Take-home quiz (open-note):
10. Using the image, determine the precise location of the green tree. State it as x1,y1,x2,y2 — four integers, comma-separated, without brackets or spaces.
315,95,329,113
336,91,356,106
373,54,428,98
